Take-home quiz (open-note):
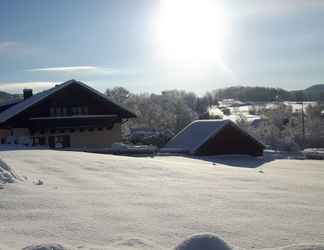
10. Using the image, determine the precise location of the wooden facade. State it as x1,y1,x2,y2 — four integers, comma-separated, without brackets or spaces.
0,80,136,148
195,122,264,156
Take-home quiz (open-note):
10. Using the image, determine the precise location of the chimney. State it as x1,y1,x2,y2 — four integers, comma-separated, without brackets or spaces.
23,89,33,99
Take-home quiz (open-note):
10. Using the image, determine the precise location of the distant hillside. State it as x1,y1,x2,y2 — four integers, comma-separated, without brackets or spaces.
304,84,324,93
213,84,324,102
0,91,21,104
213,86,291,102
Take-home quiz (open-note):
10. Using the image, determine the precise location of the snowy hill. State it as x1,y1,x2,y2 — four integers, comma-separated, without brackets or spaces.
0,91,21,104
0,150,324,249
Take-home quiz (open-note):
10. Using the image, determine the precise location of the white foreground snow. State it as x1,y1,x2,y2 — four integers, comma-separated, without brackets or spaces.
0,150,324,250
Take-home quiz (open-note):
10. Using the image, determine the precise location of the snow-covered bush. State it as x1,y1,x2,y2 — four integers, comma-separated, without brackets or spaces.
237,103,324,151
0,159,16,184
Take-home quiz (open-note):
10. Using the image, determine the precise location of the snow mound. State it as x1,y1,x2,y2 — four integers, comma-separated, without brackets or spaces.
0,159,16,184
22,243,65,250
174,233,232,250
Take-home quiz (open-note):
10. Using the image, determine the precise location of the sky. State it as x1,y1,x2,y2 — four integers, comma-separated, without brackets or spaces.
0,0,324,95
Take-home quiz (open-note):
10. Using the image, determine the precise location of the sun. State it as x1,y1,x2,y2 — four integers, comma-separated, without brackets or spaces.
154,0,229,66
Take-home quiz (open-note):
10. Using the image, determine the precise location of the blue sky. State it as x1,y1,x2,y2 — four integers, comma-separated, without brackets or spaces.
1,0,324,95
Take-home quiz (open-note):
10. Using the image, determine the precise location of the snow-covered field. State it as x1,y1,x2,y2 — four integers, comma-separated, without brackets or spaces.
0,150,324,250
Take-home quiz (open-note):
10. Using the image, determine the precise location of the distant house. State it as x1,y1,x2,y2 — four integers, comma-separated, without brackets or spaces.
163,120,265,156
0,79,136,148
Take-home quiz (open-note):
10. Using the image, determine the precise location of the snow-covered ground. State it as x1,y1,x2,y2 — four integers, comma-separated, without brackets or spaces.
0,150,324,250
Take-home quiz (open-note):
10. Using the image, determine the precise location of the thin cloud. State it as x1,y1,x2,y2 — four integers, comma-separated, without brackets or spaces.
0,41,32,55
0,81,59,94
26,66,132,76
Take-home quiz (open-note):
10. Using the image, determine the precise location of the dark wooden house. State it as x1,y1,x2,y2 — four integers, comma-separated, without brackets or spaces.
163,120,265,156
0,79,136,148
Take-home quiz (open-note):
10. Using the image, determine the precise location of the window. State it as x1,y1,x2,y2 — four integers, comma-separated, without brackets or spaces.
72,107,78,115
62,107,67,116
33,136,46,146
77,107,82,115
55,136,64,144
83,106,89,115
71,106,88,115
55,107,61,116
50,107,69,116
50,107,55,116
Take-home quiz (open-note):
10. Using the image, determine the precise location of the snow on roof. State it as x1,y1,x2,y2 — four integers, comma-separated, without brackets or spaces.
164,119,231,154
0,79,136,124
0,98,22,108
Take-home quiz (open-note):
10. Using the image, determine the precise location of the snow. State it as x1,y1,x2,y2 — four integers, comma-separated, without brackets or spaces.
0,150,324,250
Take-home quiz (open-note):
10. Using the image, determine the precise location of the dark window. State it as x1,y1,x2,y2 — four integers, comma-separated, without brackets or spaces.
83,106,89,115
62,107,67,116
50,107,55,116
80,128,84,132
55,136,64,143
59,129,65,133
70,128,75,133
77,107,82,115
55,107,61,116
72,107,78,115
33,136,46,146
88,128,94,132
50,129,56,134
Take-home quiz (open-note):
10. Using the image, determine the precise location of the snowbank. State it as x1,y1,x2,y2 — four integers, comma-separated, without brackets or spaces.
0,159,16,184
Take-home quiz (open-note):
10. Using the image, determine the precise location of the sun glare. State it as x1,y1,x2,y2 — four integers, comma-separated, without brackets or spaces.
154,0,229,66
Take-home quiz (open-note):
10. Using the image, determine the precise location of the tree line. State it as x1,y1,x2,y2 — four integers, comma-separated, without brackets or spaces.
106,86,324,150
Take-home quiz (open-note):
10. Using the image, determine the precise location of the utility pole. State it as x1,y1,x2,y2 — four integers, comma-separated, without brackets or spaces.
301,101,305,144
297,101,305,148
297,101,305,147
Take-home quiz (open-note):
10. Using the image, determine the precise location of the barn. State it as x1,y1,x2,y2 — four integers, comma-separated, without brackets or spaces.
163,120,265,156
